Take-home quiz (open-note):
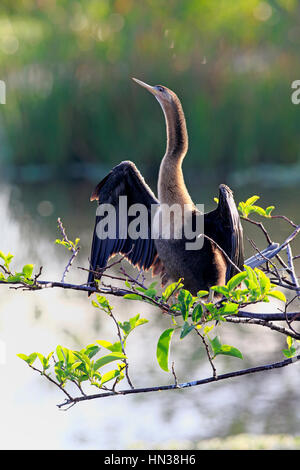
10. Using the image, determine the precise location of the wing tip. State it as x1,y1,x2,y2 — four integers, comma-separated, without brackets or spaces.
90,170,114,202
90,192,99,202
218,184,233,198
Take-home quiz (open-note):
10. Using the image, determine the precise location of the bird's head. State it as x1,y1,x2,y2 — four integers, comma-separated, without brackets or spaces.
132,77,177,109
132,77,188,157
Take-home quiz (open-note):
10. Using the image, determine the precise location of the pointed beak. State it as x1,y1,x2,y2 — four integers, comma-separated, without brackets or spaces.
132,77,157,96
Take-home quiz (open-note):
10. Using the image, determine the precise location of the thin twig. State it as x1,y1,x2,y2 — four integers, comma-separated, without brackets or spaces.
2,278,300,322
270,214,298,228
194,328,217,378
283,292,300,337
108,306,134,390
286,244,300,298
200,234,241,273
56,354,300,408
29,364,73,401
225,316,300,340
171,362,178,387
241,216,272,244
57,217,80,283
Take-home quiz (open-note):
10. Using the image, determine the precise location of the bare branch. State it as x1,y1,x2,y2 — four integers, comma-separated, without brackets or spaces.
108,305,134,389
225,316,300,340
286,244,300,298
57,217,80,282
57,354,300,409
194,328,217,378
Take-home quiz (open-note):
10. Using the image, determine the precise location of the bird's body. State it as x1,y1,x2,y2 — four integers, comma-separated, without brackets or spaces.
88,79,244,295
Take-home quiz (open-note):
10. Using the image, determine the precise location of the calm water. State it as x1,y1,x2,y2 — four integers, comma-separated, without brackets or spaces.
0,176,300,449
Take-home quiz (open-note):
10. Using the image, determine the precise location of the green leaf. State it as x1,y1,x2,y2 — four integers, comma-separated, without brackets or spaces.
220,302,239,315
209,336,222,353
203,325,214,335
268,290,286,303
94,352,126,370
192,303,203,323
210,336,243,359
245,195,260,206
282,348,296,358
287,336,293,349
135,285,157,298
6,273,23,282
149,281,158,289
82,344,101,359
197,290,209,298
244,279,259,292
118,314,148,337
283,336,296,358
205,302,218,315
143,287,157,298
17,352,37,365
96,340,123,353
250,205,266,217
100,369,121,385
123,293,143,301
210,285,229,296
244,265,259,286
56,345,65,363
156,328,175,372
135,286,147,293
178,289,194,321
22,264,34,278
70,361,82,371
265,206,275,216
180,321,194,339
96,295,111,309
36,352,46,368
130,314,148,329
73,351,91,367
162,281,183,300
17,353,29,362
255,268,271,295
227,271,247,291
216,344,243,359
0,251,14,270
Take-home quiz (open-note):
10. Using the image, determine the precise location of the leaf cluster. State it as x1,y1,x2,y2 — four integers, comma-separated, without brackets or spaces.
55,237,80,252
18,343,127,390
0,251,34,285
238,196,275,218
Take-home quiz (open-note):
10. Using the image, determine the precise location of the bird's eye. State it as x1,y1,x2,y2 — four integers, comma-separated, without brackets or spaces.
156,86,164,92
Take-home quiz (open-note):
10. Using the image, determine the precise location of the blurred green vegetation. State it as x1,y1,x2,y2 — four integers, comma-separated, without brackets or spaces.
1,0,300,180
132,433,300,450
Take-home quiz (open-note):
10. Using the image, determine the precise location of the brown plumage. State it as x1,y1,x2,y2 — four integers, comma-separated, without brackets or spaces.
87,79,244,295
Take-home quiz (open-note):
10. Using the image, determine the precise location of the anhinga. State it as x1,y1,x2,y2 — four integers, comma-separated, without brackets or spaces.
87,79,244,295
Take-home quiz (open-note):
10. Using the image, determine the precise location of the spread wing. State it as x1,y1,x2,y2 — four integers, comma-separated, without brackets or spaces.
87,161,160,290
206,184,244,281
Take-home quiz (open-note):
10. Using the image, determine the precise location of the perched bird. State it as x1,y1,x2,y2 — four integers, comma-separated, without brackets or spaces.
87,78,244,295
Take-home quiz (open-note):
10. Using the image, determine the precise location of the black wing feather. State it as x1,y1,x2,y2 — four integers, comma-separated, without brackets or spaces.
206,185,244,281
88,161,159,290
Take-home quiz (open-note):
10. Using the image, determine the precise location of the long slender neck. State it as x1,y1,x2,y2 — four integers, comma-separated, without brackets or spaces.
158,97,192,206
